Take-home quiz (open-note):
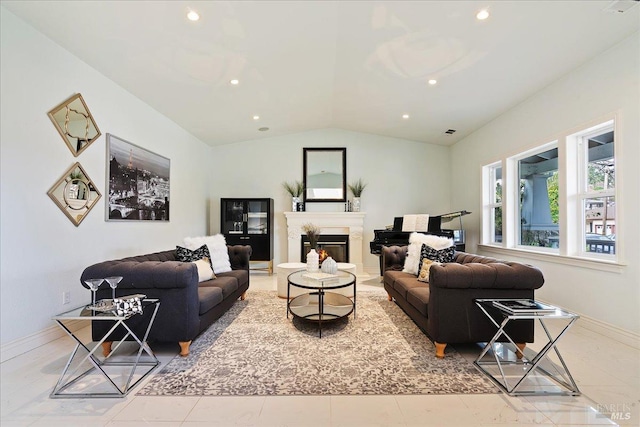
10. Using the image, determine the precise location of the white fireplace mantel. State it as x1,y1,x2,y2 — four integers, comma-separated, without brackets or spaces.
284,212,366,274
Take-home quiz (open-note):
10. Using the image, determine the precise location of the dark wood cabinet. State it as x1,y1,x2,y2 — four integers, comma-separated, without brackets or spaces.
221,198,274,274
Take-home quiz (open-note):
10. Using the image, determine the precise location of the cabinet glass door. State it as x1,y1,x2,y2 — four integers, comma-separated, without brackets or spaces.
223,201,245,234
247,200,269,234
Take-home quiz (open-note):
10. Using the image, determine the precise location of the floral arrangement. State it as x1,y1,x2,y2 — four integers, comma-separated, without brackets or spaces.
348,178,368,197
302,222,321,249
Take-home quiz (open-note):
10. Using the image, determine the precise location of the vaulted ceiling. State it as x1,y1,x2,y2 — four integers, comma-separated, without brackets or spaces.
3,1,639,147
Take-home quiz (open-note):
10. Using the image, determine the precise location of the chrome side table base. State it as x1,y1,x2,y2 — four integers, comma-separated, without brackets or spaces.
474,299,581,396
50,299,160,398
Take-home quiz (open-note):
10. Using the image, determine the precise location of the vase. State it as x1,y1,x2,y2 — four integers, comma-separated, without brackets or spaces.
292,197,300,212
306,248,319,272
352,197,361,212
321,256,338,274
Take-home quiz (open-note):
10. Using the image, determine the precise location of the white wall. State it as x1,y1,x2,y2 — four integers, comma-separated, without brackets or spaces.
450,33,640,335
209,128,452,274
0,10,212,347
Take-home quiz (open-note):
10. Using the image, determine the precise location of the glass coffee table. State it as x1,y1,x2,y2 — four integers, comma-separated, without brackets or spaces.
287,270,356,337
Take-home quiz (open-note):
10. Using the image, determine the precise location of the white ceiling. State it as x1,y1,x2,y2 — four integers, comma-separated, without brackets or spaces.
3,1,639,147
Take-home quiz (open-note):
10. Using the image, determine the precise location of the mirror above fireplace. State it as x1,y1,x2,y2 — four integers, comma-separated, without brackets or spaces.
303,147,346,203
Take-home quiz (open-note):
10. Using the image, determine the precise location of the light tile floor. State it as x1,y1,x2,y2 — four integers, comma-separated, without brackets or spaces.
1,273,638,426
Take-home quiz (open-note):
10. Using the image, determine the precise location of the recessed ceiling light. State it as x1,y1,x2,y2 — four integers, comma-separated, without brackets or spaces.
428,79,437,85
253,115,260,120
258,127,269,132
476,9,490,20
187,10,200,21
402,114,410,119
230,79,239,85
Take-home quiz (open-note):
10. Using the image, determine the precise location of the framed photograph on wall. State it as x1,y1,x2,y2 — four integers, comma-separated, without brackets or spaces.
106,133,170,221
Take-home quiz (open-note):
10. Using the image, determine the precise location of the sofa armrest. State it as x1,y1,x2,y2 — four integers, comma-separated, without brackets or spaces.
81,260,198,291
381,245,408,272
228,245,252,271
429,261,544,290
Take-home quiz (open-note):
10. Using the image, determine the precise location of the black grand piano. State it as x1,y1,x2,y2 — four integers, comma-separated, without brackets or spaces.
370,211,470,275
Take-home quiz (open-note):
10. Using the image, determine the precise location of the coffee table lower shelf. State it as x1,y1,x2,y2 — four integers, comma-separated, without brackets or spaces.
288,292,354,337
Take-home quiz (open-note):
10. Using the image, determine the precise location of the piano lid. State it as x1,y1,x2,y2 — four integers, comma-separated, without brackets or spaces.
388,210,471,231
439,210,471,223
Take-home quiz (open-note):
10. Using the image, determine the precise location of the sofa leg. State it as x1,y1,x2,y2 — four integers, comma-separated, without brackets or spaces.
515,343,526,359
179,341,191,357
387,293,393,301
240,291,247,301
101,341,112,357
435,342,447,358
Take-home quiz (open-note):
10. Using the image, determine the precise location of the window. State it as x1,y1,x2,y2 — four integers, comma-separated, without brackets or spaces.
576,123,615,255
482,118,617,262
484,163,503,243
516,144,559,249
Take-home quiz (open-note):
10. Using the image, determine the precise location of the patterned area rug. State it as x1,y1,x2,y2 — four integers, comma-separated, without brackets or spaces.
137,290,497,396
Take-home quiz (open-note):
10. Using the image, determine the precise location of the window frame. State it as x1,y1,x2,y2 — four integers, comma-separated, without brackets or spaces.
482,162,503,246
574,120,616,259
512,141,559,253
481,115,620,264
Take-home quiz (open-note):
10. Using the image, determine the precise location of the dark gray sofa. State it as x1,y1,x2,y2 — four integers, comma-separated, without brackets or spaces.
382,247,544,358
80,245,251,356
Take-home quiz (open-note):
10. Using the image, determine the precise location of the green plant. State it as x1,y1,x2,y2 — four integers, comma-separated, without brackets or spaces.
282,180,304,197
348,178,367,197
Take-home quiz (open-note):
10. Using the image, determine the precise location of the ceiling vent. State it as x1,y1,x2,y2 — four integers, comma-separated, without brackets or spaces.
603,0,639,13
445,129,456,135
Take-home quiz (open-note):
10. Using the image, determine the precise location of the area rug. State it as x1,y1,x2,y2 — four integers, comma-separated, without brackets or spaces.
137,290,497,396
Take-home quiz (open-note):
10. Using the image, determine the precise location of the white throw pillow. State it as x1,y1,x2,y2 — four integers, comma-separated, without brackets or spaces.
402,233,454,275
192,258,215,282
183,234,232,274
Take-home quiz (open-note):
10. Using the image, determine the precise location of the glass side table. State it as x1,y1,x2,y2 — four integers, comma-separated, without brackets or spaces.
474,298,580,396
50,298,160,398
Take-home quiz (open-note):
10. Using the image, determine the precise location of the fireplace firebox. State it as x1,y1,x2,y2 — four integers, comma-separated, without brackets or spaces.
301,234,349,263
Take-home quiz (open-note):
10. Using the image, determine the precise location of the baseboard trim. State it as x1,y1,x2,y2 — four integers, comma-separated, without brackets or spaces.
575,314,640,350
536,298,639,350
0,320,84,364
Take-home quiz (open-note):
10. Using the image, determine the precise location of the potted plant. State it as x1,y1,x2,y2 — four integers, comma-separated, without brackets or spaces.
348,178,367,212
282,181,304,211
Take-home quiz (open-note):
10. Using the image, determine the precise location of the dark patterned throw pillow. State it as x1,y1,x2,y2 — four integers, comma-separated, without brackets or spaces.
418,244,455,272
176,244,212,268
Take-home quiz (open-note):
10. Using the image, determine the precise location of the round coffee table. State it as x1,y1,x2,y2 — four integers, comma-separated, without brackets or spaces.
287,269,356,337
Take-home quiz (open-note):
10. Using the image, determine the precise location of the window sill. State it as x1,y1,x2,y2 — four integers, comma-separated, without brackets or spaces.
477,244,625,273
